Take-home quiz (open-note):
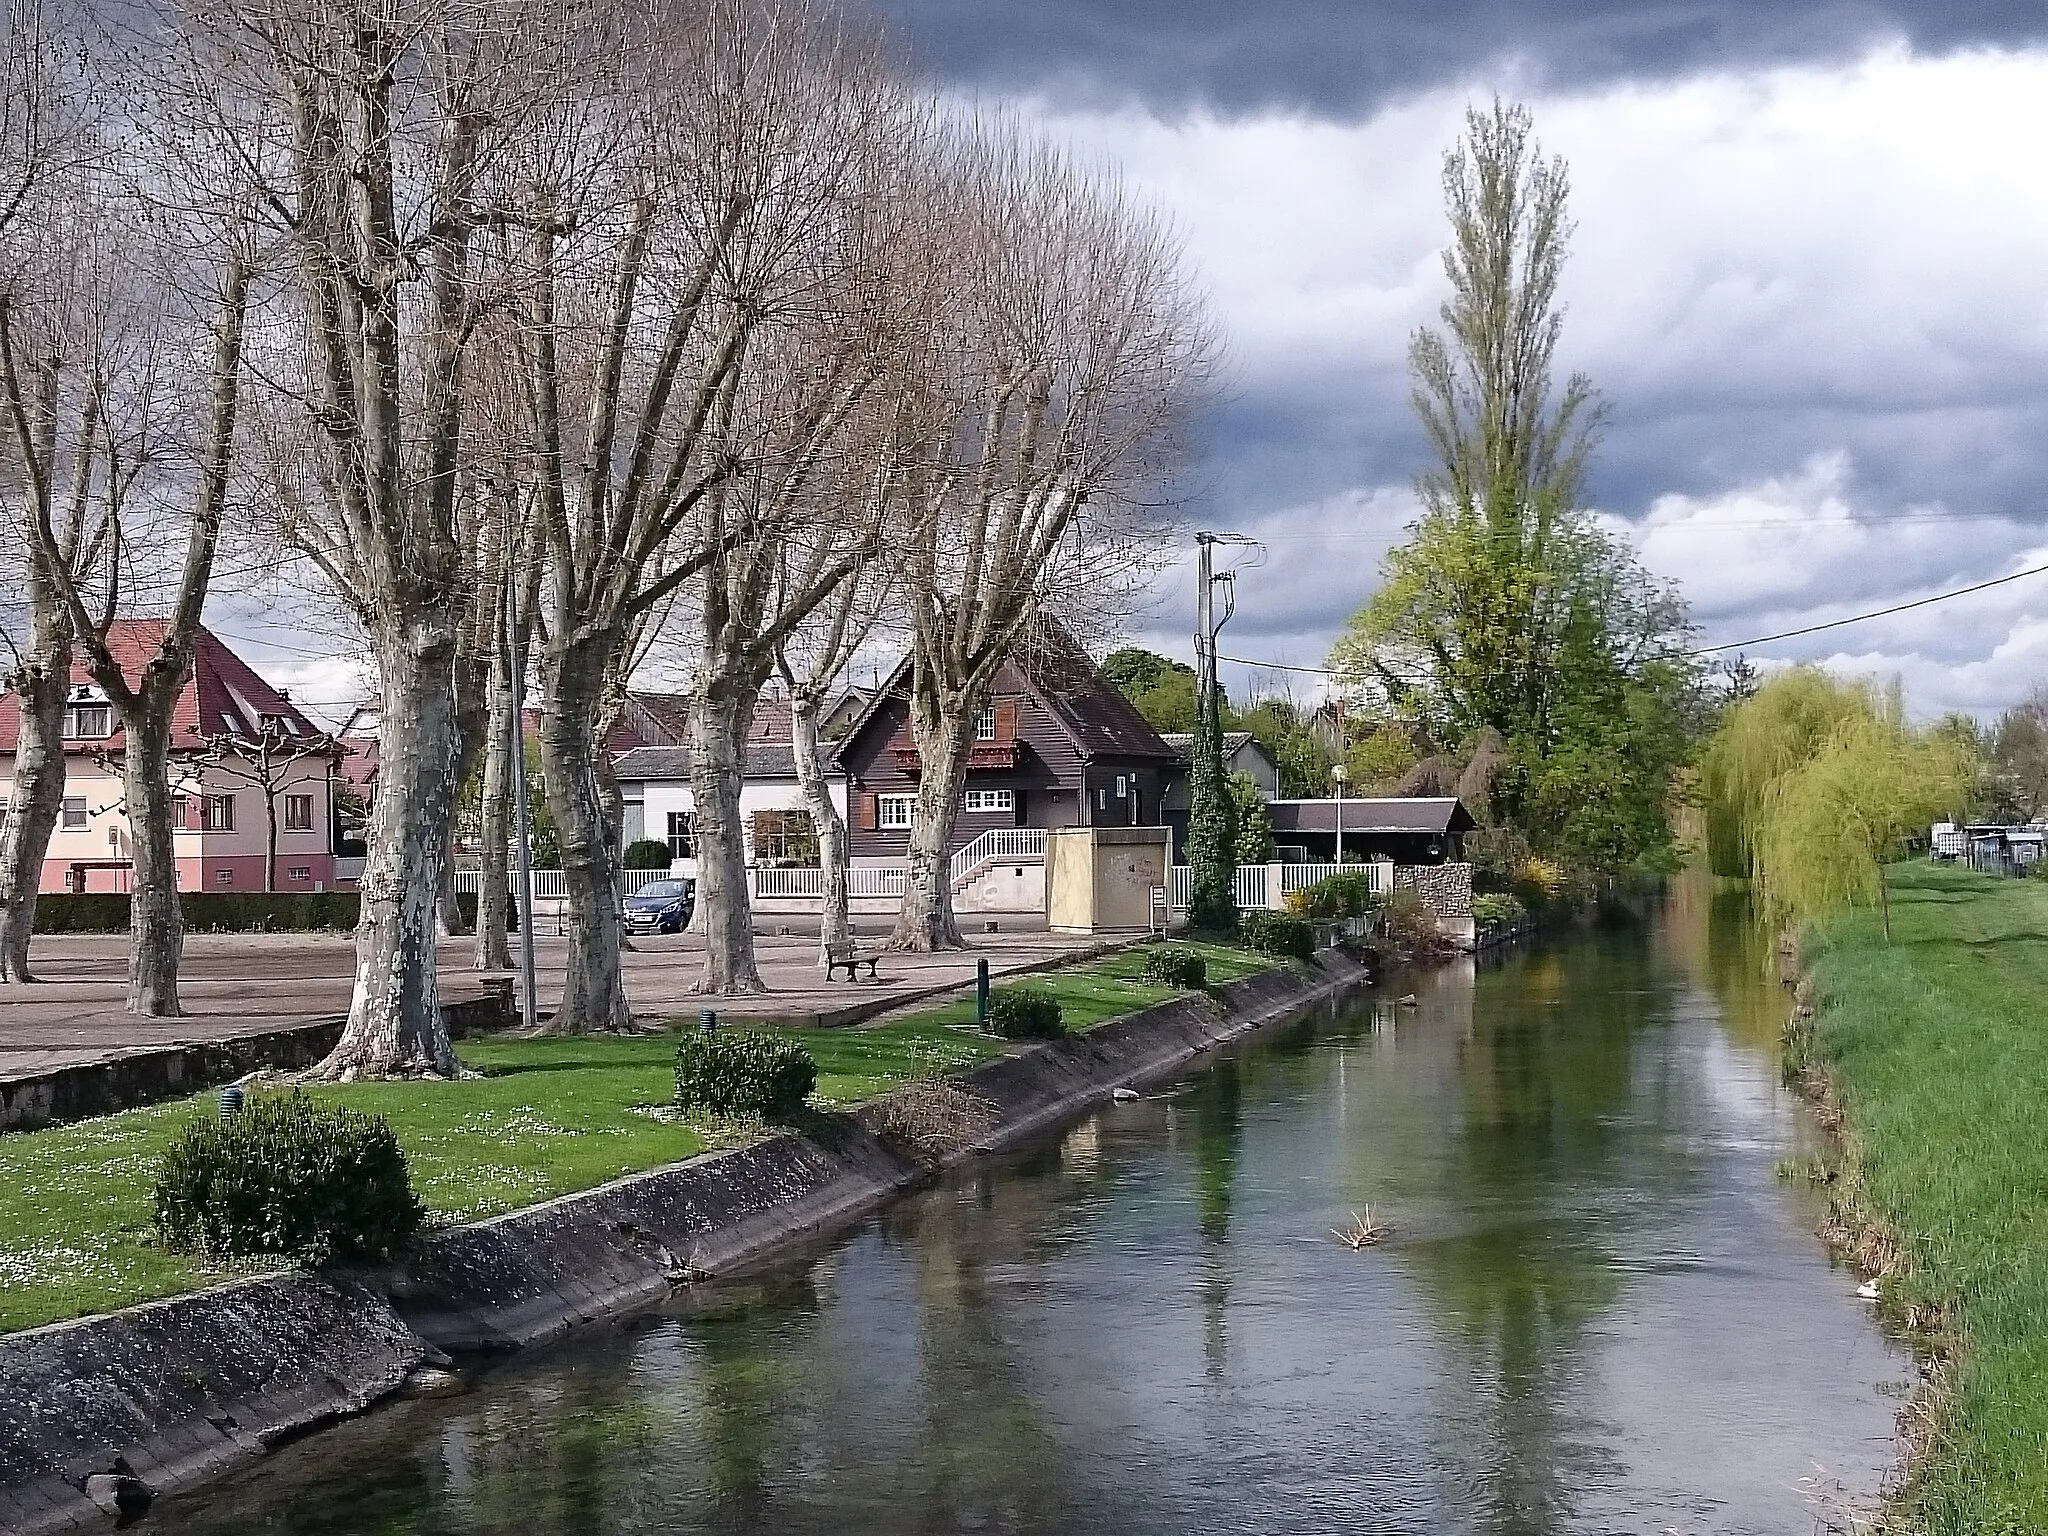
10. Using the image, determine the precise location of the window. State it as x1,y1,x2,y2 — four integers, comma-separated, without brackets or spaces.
1115,775,1128,798
62,796,86,830
63,705,111,739
171,796,188,829
283,793,315,831
962,789,1013,814
750,810,818,866
975,702,997,741
666,810,695,860
216,868,234,886
0,798,10,829
201,794,235,832
878,794,915,830
287,865,311,882
1096,787,1108,812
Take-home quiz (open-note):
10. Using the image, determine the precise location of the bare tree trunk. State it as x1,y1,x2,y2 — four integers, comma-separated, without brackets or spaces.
263,792,278,893
791,692,850,968
538,648,630,1033
474,646,514,971
0,588,69,982
313,633,462,1078
690,679,764,993
121,714,185,1015
888,678,972,952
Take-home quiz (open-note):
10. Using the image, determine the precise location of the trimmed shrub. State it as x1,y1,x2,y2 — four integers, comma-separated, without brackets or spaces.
987,985,1065,1039
675,1031,817,1117
34,891,369,934
623,838,673,870
1284,870,1384,921
1141,947,1207,989
1472,891,1526,928
1241,910,1314,961
154,1092,423,1265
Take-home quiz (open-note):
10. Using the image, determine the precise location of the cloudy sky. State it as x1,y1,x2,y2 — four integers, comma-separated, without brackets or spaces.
225,0,2048,725
859,0,2048,719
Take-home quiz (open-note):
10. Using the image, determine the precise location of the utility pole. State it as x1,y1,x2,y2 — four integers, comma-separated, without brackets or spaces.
1187,533,1241,930
505,561,540,1032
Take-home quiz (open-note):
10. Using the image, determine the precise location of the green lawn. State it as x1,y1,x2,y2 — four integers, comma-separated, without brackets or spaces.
0,940,1266,1335
1804,862,2048,1534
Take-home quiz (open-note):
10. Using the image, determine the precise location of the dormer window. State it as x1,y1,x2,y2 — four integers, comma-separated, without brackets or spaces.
64,704,111,739
975,702,997,741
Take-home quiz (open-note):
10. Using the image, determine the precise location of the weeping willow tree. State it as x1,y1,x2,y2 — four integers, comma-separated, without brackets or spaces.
1700,669,1878,878
1704,669,1976,940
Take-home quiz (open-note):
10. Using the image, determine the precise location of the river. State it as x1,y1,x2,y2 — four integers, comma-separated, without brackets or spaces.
142,880,1907,1535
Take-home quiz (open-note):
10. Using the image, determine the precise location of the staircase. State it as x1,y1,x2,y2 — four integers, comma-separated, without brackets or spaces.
949,828,1046,892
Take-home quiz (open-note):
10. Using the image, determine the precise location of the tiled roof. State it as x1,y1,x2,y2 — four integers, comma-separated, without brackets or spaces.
1019,623,1180,761
1158,731,1260,760
0,620,327,755
612,743,803,782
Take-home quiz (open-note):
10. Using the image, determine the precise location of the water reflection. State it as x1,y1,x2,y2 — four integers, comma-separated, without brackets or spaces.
147,899,1904,1536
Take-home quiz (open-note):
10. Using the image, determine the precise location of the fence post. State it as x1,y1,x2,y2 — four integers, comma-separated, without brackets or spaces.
976,959,990,1028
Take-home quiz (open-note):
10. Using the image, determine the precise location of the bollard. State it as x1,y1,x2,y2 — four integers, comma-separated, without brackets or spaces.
699,1009,718,1035
218,1084,244,1119
975,959,990,1028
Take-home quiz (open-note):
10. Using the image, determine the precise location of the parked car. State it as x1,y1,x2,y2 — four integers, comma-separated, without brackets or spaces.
624,878,694,934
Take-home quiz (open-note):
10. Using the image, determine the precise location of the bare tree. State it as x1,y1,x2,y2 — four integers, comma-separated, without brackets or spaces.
1,201,252,1014
187,717,336,892
0,0,99,982
505,0,918,1024
191,0,596,1075
884,129,1214,950
774,553,895,968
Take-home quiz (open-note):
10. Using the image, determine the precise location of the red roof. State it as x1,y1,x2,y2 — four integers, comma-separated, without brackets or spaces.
0,620,327,755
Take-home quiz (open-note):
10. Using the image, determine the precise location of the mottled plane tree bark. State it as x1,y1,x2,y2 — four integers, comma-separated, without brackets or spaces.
885,132,1214,951
194,0,590,1074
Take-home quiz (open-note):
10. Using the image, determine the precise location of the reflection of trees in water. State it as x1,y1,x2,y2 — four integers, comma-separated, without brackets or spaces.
1659,870,1783,1052
1186,1058,1243,1372
1398,942,1666,1534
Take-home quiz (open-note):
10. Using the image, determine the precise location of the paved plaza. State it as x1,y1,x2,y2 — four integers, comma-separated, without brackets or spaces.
0,917,1107,1080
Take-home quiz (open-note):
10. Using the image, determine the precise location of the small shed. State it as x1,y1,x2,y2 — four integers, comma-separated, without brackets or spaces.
1045,826,1170,934
1262,797,1475,866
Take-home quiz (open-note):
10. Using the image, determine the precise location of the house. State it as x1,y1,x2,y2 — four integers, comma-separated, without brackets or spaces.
1262,796,1473,865
834,624,1184,874
1158,731,1280,798
0,622,341,893
612,693,868,874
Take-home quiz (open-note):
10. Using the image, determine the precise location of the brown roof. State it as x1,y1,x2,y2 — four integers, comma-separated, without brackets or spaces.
0,620,327,756
1266,797,1475,835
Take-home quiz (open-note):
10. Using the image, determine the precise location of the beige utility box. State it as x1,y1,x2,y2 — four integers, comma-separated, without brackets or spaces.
1045,826,1170,934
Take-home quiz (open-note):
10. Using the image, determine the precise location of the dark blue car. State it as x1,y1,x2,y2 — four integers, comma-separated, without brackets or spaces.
624,877,694,935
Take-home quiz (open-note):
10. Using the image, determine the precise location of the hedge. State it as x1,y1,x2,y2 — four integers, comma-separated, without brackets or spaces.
675,1031,818,1118
31,890,505,933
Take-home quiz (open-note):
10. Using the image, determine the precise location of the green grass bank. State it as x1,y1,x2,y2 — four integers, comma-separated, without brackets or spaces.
0,940,1271,1335
1802,862,2048,1534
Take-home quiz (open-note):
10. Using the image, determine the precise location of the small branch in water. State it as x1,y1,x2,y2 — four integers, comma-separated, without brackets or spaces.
1332,1208,1390,1250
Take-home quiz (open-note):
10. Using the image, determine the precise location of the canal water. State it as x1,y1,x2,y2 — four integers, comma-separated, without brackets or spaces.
144,881,1907,1535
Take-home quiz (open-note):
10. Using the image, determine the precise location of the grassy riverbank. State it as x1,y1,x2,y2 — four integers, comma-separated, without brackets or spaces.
0,939,1272,1335
1802,862,2048,1534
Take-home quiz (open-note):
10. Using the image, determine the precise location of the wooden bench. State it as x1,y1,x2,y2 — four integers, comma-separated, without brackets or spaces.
824,941,880,983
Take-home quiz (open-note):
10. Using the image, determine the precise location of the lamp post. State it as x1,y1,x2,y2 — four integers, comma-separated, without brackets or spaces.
1331,762,1347,866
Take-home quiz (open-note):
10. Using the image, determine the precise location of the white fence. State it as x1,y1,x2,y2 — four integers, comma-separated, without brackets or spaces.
748,864,907,901
453,868,672,902
1168,860,1393,914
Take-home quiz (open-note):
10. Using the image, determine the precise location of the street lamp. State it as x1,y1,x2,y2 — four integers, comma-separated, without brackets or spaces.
1331,762,1347,866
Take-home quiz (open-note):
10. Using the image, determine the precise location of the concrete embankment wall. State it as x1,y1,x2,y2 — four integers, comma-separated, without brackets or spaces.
0,949,1370,1534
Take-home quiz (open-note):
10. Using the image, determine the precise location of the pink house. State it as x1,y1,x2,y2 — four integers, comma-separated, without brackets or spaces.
0,622,342,894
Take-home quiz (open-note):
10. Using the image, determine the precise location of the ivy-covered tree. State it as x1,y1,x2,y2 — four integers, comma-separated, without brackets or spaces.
1229,772,1272,865
1184,672,1238,933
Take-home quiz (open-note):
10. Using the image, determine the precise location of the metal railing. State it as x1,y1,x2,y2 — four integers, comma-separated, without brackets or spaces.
749,863,907,900
1168,860,1395,913
453,868,671,902
949,827,1046,885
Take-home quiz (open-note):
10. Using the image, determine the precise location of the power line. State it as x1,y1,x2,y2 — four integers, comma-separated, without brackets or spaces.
1214,559,2048,676
1687,560,2048,655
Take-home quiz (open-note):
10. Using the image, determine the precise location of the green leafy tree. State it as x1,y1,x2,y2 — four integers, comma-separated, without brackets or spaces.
1234,697,1335,798
1986,688,2048,820
1103,647,1203,733
1327,99,1701,870
1184,674,1238,933
1228,772,1272,865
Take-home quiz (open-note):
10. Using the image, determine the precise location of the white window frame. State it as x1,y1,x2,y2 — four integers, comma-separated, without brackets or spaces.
287,865,311,882
877,794,915,830
666,810,695,860
974,702,997,741
962,788,1013,815
215,868,234,886
202,794,236,832
62,796,87,830
63,704,111,739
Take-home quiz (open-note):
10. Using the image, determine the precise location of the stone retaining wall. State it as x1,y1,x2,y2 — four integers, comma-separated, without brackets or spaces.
0,949,1371,1533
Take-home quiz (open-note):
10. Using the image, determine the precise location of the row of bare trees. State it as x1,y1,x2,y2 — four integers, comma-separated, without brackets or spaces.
0,0,1211,1080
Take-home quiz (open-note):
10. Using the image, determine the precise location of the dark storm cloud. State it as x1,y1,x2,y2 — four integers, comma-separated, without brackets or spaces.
876,0,2048,118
